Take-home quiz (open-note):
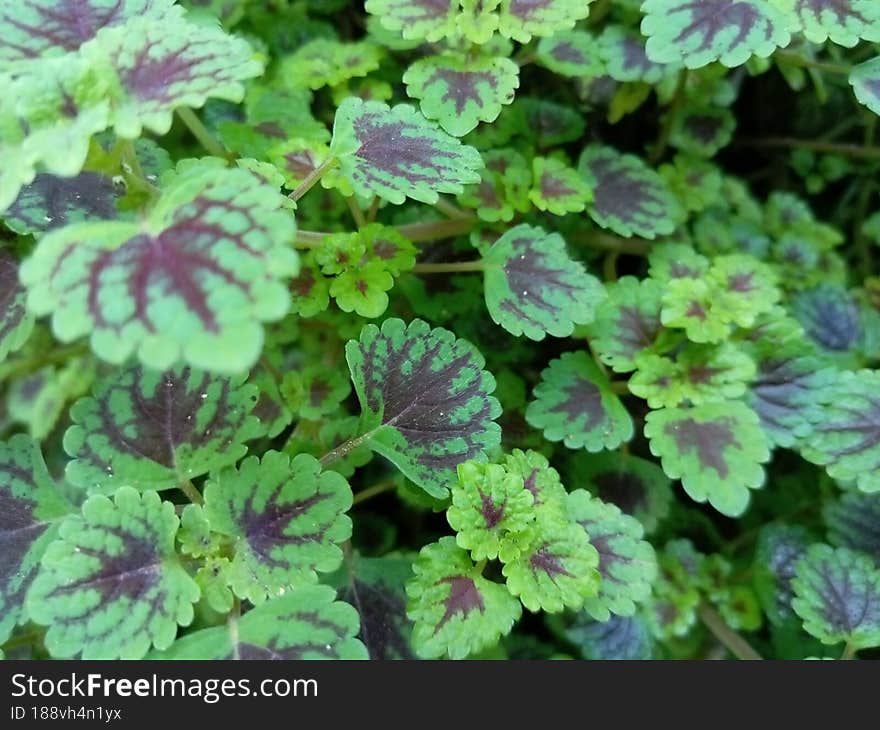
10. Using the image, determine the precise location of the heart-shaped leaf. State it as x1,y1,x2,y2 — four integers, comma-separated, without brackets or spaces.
792,544,880,649
754,523,812,626
599,25,675,83
529,156,593,215
497,0,592,43
776,0,880,46
504,448,568,513
578,145,679,239
535,30,604,78
641,0,790,69
365,0,459,43
27,487,200,659
792,284,863,353
644,401,770,517
567,490,657,622
403,54,519,136
3,172,119,235
824,492,880,566
346,318,501,498
0,0,175,67
203,451,353,603
0,250,34,364
0,436,75,644
852,57,880,116
153,585,367,659
330,97,483,204
64,362,260,493
20,163,298,373
483,224,605,340
331,552,416,660
526,351,633,452
801,370,880,493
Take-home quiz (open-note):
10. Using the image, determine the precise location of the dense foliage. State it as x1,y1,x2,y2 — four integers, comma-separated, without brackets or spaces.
3,0,880,661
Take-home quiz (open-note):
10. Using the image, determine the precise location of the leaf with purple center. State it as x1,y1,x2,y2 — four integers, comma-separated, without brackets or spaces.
447,461,535,562
280,39,382,91
775,0,880,47
0,250,34,365
0,0,176,68
791,283,863,354
648,243,710,282
824,492,880,566
570,451,672,534
280,364,352,422
528,156,593,215
203,451,352,604
503,448,568,515
403,54,519,137
26,487,200,659
483,224,605,341
599,25,675,84
567,490,657,621
2,172,120,236
497,0,593,43
152,585,367,659
791,544,880,649
456,0,502,43
708,255,780,329
526,351,633,452
0,436,76,644
660,277,731,344
20,162,298,373
551,612,654,659
852,57,880,117
406,536,522,659
63,362,260,494
365,0,459,43
535,30,604,78
641,0,790,69
753,523,812,626
330,97,483,204
587,277,664,374
331,261,395,318
578,145,680,239
644,401,770,516
629,342,757,409
801,370,880,493
345,318,501,499
458,148,531,222
502,518,600,613
669,106,736,157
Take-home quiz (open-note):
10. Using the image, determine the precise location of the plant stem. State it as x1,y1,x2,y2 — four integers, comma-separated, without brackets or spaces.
433,196,471,219
0,342,90,381
697,604,763,661
473,560,487,575
738,137,880,160
352,480,396,505
774,49,851,76
289,157,338,202
118,139,160,199
366,196,381,223
295,217,476,249
179,479,204,506
650,68,688,163
176,107,229,159
413,260,486,273
345,195,367,228
569,229,651,256
610,380,630,395
854,115,877,276
228,599,241,660
841,641,858,660
320,431,373,467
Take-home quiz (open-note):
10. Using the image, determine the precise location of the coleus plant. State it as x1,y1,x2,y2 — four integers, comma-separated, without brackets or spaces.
1,0,880,663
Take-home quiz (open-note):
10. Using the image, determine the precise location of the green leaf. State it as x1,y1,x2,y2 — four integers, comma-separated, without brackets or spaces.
535,30,604,78
599,25,675,84
447,460,535,562
578,145,680,239
644,401,770,517
572,451,673,534
0,0,175,67
497,0,593,43
406,537,522,659
708,254,781,329
801,370,880,493
0,436,75,644
331,98,484,204
587,276,664,373
280,39,382,91
529,156,593,215
791,283,866,355
648,242,710,282
0,251,34,364
20,163,298,373
346,318,501,499
669,106,736,157
553,612,654,659
502,519,600,612
526,351,633,452
365,0,459,43
331,552,416,659
660,277,731,344
27,487,199,659
153,585,367,659
792,544,880,649
459,148,532,222
754,523,812,626
403,54,519,137
567,490,657,621
824,492,880,565
280,364,352,421
203,451,352,604
330,261,395,318
774,0,880,46
3,172,119,236
641,0,790,69
852,57,880,116
483,224,605,340
503,448,568,513
64,362,260,493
